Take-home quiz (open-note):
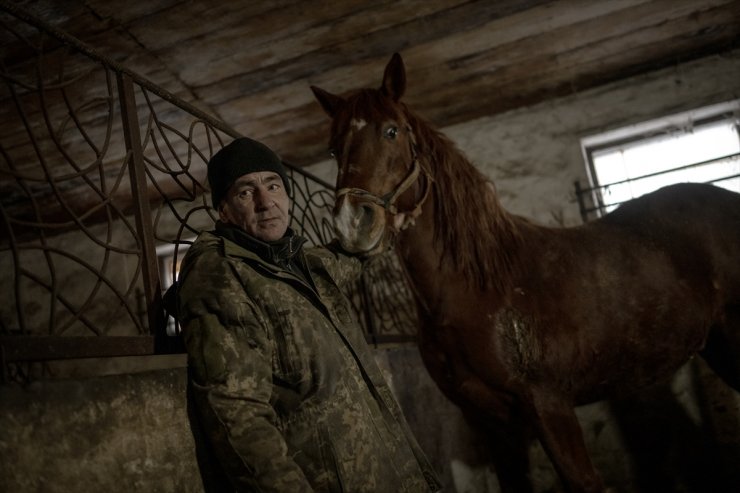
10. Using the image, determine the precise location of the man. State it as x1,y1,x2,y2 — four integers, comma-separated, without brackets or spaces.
175,137,440,492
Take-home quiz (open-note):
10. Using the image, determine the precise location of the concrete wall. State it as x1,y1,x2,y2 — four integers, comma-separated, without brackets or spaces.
0,348,464,493
0,364,199,493
3,348,737,492
2,50,740,493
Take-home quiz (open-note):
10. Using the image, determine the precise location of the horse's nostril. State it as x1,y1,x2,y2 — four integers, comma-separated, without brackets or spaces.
359,205,375,228
350,205,372,228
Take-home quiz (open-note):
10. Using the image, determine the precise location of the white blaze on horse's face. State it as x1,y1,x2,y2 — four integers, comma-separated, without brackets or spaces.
331,113,425,255
332,121,399,255
351,118,367,131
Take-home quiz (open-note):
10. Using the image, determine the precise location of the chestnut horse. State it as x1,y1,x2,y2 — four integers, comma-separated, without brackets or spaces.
311,53,740,492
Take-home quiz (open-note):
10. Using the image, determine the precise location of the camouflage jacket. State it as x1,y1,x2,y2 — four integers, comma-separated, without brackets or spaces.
176,227,440,493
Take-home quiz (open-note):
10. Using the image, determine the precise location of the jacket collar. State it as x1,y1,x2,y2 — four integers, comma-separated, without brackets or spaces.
215,221,306,265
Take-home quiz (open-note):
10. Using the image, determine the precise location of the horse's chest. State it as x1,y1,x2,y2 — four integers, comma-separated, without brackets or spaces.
421,307,545,387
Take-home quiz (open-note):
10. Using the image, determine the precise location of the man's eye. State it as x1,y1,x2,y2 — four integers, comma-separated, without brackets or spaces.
328,148,336,158
238,190,253,199
268,183,281,191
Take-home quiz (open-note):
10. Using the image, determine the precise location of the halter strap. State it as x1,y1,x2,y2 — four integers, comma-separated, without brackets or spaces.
335,126,432,232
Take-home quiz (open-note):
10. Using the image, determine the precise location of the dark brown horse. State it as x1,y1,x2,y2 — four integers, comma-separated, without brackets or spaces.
311,53,740,493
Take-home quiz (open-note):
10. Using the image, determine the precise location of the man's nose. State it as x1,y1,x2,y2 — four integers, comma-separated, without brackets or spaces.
253,188,272,210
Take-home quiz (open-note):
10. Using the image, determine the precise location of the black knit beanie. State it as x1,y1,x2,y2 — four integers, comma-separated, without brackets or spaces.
207,137,290,208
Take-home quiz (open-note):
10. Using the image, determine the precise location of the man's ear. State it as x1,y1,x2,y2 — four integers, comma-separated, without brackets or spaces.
218,203,229,223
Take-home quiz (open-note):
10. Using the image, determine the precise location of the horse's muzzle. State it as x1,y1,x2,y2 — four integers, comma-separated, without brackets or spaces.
333,195,388,255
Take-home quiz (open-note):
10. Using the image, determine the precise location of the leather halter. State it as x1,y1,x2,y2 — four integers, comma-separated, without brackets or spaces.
335,126,432,233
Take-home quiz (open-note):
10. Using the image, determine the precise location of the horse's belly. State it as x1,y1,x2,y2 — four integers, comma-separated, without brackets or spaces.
494,303,712,403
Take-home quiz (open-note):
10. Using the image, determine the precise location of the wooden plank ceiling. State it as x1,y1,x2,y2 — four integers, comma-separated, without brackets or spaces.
4,0,740,166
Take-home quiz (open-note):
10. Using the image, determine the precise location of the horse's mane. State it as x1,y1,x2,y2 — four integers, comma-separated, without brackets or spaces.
403,105,523,292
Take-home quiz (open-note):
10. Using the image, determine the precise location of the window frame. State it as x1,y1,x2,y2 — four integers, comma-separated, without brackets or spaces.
578,99,740,221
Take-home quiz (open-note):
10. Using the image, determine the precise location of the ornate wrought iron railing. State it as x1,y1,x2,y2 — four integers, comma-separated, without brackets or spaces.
0,3,417,382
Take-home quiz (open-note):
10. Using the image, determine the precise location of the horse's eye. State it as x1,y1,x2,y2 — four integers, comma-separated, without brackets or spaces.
328,148,336,158
384,126,399,140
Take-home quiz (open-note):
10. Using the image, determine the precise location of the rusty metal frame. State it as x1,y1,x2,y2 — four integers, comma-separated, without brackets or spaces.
118,72,163,343
0,3,418,382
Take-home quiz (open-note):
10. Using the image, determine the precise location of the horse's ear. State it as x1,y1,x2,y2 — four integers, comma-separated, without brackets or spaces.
311,86,344,118
381,52,406,101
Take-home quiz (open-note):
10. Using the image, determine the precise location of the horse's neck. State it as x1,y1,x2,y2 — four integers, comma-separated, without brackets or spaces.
394,152,525,309
394,200,449,311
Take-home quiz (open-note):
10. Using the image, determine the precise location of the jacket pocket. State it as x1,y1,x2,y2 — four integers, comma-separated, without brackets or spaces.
317,422,347,493
270,309,307,388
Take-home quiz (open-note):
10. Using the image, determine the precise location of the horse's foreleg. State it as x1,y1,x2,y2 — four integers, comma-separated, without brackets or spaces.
456,380,534,493
486,418,534,493
459,402,533,493
528,389,605,493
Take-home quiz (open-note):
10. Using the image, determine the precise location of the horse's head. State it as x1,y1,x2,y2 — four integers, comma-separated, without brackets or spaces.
311,53,431,256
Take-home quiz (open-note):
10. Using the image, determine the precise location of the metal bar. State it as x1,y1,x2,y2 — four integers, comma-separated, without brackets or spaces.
0,343,7,383
578,152,740,194
574,181,588,223
0,0,237,141
117,72,163,337
0,1,333,186
0,336,157,361
578,173,740,216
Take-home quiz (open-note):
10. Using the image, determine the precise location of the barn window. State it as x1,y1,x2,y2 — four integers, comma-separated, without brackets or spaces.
577,100,740,221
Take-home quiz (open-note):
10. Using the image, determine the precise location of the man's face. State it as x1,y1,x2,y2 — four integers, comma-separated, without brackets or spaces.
219,171,291,242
